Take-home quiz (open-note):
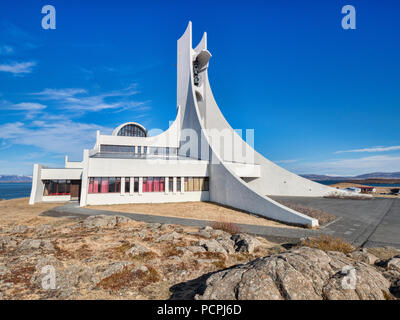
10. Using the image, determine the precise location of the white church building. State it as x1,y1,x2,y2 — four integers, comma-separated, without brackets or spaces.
30,23,340,227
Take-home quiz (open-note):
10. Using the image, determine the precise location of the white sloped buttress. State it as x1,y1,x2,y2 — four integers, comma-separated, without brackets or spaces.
177,22,319,226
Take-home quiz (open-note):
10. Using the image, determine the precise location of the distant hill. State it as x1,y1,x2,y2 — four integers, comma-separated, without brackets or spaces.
354,172,400,179
301,172,400,181
0,175,32,183
300,174,351,181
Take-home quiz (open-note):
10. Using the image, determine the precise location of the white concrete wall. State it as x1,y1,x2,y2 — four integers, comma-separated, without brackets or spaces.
29,165,82,204
87,157,209,177
41,168,82,180
42,195,71,202
224,162,260,178
80,149,90,206
65,156,83,169
86,191,209,205
29,164,43,204
209,161,317,227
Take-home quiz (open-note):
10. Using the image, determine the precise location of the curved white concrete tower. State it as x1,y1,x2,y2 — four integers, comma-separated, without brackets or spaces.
176,22,340,227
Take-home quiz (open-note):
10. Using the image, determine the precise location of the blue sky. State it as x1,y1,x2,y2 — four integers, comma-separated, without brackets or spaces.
0,0,399,176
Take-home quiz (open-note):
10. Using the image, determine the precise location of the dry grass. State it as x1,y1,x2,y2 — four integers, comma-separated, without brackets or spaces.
164,247,184,257
324,191,371,200
0,198,65,227
88,201,296,228
53,242,74,260
367,247,400,261
209,221,241,234
0,265,35,287
300,235,354,254
277,201,336,226
194,251,228,269
97,265,160,292
130,251,159,262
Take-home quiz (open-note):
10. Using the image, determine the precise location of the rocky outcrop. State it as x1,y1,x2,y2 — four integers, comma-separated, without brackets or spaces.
387,257,400,272
12,225,28,234
351,248,378,265
81,215,131,229
0,235,18,250
155,231,181,243
377,256,400,298
171,247,392,300
34,224,54,236
197,239,228,255
231,233,262,254
126,243,152,257
194,231,263,255
19,239,55,253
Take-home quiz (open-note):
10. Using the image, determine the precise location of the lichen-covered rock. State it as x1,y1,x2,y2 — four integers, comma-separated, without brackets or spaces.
99,261,133,281
184,245,206,254
351,248,378,265
231,233,261,254
19,239,55,253
160,224,172,231
137,229,147,239
12,225,28,234
146,223,161,230
132,265,148,273
198,230,212,239
34,224,53,236
0,264,10,277
197,239,227,255
31,256,80,297
126,243,152,256
215,237,235,254
193,247,391,300
155,231,181,243
387,257,400,273
0,236,18,249
82,215,130,229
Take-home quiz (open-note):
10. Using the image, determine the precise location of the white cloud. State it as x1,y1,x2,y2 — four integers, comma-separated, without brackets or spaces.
32,88,87,99
9,102,47,111
0,61,36,74
335,146,400,154
0,100,47,120
0,120,112,159
31,85,149,112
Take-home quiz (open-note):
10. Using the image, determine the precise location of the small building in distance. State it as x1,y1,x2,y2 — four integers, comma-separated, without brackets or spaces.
359,186,376,194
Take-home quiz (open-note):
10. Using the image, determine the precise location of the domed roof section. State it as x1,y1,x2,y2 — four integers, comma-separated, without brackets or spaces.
112,122,147,137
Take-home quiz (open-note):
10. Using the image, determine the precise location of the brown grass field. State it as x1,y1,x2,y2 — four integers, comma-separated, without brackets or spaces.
89,201,298,228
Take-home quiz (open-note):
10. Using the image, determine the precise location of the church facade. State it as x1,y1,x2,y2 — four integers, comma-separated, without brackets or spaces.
30,23,340,227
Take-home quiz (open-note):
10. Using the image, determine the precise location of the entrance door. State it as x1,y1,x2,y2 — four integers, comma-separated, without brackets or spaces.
70,180,81,200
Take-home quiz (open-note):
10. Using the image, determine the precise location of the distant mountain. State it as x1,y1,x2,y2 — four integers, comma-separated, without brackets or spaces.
301,172,400,181
354,172,400,179
0,175,32,183
300,174,351,181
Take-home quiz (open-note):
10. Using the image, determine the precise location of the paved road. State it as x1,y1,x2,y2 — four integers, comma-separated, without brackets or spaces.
43,198,400,248
271,196,400,248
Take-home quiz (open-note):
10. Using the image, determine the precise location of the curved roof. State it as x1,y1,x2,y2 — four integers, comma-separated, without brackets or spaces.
112,122,147,137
